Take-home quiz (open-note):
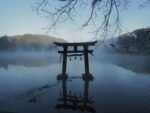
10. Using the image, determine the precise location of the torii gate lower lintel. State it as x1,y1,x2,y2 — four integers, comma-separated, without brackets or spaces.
54,41,98,80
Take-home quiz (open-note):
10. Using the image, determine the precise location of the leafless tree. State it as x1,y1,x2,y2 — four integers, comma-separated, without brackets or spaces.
33,0,150,41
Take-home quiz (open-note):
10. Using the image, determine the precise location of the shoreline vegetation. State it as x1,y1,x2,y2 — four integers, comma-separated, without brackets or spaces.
0,28,149,54
0,28,149,74
0,34,66,52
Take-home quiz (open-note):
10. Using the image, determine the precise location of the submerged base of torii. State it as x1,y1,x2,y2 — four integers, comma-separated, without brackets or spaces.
54,41,97,80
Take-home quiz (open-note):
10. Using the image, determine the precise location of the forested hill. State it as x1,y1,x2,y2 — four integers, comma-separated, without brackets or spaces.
0,34,66,51
106,28,150,54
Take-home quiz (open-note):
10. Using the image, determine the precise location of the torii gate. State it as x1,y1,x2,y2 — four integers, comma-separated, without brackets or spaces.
54,41,97,79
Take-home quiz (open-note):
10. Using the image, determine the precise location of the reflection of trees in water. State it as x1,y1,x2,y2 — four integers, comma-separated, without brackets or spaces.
95,53,150,74
0,55,58,69
55,77,96,113
0,35,15,51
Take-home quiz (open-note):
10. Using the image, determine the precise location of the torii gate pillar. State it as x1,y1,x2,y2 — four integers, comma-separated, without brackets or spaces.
54,41,97,80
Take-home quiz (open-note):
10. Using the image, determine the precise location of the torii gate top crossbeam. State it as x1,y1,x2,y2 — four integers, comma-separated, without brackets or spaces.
54,41,97,54
53,41,98,79
53,41,98,47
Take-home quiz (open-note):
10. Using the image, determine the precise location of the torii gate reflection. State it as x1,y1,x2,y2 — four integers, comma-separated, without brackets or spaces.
54,77,96,113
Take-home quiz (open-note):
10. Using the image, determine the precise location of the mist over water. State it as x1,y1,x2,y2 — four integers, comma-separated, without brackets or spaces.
0,46,150,113
94,45,150,74
0,50,59,69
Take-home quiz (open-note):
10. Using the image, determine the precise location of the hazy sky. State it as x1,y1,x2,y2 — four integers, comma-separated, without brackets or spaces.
0,0,150,42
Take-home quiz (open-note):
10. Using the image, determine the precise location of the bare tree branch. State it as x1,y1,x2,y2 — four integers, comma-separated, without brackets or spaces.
33,0,150,41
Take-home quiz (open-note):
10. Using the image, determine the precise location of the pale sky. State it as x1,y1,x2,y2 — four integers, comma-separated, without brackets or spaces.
0,0,150,42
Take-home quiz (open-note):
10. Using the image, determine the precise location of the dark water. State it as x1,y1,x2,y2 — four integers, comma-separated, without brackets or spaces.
0,52,150,113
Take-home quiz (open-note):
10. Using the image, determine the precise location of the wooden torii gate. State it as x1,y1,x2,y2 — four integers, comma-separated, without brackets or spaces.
54,41,97,79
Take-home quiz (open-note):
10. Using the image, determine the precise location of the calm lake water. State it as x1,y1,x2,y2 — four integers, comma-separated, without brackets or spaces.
0,51,150,113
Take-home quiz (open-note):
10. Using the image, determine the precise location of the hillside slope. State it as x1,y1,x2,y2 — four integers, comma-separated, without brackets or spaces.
108,28,150,54
0,34,66,51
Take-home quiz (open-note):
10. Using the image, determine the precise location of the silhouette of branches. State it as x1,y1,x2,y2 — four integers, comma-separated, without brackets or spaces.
34,0,149,40
139,0,150,8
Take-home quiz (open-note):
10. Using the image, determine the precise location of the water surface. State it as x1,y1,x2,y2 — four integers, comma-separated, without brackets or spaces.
0,52,150,113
